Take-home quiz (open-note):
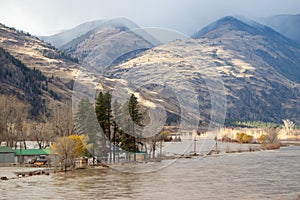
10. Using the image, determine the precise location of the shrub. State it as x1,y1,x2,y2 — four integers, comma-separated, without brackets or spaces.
236,133,254,143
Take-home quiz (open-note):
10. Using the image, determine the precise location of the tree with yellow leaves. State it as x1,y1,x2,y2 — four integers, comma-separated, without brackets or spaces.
51,134,91,171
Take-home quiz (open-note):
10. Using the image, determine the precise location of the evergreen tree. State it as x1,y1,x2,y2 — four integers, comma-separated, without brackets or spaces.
111,100,122,162
95,92,144,162
119,100,136,153
95,92,106,134
129,94,143,155
118,94,144,161
104,92,113,162
129,94,143,127
75,98,102,163
75,98,98,136
95,92,113,163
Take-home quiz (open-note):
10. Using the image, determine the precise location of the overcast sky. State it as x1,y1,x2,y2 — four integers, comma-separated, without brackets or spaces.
0,0,299,36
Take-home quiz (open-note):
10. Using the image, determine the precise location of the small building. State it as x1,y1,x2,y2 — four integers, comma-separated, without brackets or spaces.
0,146,15,165
14,149,51,164
136,152,146,162
75,157,88,169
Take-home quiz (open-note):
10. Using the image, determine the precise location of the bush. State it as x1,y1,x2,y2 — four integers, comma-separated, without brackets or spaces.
236,133,254,143
258,134,266,143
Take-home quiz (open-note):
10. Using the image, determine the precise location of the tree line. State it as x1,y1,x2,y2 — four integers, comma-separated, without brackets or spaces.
0,95,75,149
74,91,165,164
0,91,166,166
74,92,145,163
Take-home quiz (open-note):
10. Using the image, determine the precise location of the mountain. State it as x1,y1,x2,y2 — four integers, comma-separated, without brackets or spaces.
192,16,300,83
0,46,47,116
0,23,81,117
39,19,104,48
60,18,141,50
58,18,158,72
105,16,300,124
259,14,300,45
1,16,300,125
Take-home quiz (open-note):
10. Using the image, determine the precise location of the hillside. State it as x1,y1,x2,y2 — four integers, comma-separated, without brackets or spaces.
39,19,104,48
0,47,48,116
1,16,300,125
192,16,300,83
0,23,82,116
106,16,300,124
59,18,156,71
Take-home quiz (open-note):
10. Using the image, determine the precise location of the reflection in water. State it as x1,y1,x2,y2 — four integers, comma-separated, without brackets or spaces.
1,146,300,199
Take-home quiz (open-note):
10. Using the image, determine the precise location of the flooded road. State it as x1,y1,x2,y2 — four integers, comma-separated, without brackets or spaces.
1,145,300,199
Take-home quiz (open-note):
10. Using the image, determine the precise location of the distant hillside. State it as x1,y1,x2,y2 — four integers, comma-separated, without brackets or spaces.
260,14,300,45
193,16,300,83
0,47,49,116
1,16,300,125
60,18,141,50
60,18,155,71
39,19,104,48
106,16,300,124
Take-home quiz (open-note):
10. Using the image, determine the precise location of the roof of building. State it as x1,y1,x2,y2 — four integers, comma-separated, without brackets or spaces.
0,146,14,153
14,148,51,156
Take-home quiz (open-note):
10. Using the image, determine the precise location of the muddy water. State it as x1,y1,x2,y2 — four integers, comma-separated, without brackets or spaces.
1,145,300,199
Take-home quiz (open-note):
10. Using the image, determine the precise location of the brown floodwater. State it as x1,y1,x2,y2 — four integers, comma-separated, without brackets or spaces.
1,141,300,199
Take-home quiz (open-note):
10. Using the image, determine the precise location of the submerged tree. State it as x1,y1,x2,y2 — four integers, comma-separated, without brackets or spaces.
95,92,145,162
118,94,144,161
75,98,104,163
95,92,113,162
51,134,90,171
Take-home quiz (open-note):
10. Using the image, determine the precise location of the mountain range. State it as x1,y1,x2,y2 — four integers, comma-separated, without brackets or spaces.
0,15,299,125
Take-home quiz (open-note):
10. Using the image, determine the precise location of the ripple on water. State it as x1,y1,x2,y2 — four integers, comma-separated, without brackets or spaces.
0,146,300,199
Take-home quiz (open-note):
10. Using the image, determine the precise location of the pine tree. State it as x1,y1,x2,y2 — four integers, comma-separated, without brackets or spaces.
129,94,143,127
117,94,144,161
75,98,102,163
104,92,113,162
95,92,106,134
95,92,114,163
112,100,122,162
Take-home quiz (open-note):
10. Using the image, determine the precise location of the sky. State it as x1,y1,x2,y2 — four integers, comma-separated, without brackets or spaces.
0,0,299,36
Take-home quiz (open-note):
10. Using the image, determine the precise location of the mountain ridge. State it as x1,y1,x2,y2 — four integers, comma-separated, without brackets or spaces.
104,16,300,123
40,19,104,48
192,16,300,83
1,16,300,124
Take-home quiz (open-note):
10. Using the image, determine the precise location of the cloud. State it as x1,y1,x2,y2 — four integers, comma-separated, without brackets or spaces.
0,0,299,35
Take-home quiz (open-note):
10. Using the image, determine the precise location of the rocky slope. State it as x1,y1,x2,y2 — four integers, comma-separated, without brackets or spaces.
57,18,158,72
0,46,48,116
106,16,300,124
0,23,81,116
1,16,300,125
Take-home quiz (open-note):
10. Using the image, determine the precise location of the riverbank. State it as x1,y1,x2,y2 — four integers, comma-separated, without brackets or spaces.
2,146,299,200
1,140,298,179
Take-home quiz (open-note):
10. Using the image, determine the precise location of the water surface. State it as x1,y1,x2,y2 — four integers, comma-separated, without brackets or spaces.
1,146,300,199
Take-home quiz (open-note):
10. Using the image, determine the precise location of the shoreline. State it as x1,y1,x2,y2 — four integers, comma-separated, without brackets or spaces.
1,142,299,180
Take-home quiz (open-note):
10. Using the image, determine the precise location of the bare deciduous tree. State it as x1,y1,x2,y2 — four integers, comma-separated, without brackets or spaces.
264,127,279,144
0,95,29,148
50,103,75,137
29,122,53,149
